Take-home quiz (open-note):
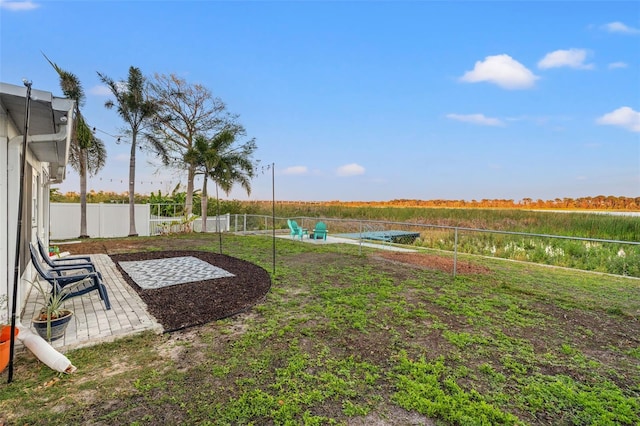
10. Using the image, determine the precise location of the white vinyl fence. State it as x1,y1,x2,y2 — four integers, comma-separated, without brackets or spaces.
50,203,150,239
50,203,231,240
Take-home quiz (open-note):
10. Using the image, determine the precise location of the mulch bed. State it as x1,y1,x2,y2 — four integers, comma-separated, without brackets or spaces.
109,251,271,332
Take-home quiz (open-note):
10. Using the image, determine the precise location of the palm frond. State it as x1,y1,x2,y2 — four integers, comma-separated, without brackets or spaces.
43,52,85,107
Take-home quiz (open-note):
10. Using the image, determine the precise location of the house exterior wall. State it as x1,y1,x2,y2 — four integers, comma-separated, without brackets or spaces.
1,83,73,326
0,103,20,322
4,125,46,320
0,106,9,320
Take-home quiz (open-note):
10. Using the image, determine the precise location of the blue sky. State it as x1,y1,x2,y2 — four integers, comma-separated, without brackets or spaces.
1,1,639,202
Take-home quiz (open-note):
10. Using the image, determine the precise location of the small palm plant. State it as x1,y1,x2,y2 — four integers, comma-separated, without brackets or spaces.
31,278,73,341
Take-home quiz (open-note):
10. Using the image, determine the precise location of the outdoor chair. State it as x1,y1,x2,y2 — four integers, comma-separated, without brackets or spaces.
37,236,94,268
312,222,328,240
34,239,97,273
29,244,111,310
287,219,308,240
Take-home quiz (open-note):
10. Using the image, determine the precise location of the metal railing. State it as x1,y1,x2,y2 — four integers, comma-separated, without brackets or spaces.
52,204,637,278
149,213,230,235
228,214,640,278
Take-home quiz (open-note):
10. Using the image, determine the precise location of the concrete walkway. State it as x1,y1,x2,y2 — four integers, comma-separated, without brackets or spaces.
275,234,417,252
21,254,163,353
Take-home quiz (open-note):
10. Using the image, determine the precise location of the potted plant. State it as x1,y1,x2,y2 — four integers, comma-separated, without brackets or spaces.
0,294,20,372
31,279,73,342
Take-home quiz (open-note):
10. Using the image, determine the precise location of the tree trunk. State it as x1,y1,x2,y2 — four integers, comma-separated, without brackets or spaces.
185,164,196,218
78,149,89,238
201,176,208,233
128,134,138,237
216,183,222,254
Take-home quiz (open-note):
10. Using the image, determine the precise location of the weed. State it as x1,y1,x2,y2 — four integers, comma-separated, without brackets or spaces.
606,306,624,316
518,375,639,424
392,352,522,425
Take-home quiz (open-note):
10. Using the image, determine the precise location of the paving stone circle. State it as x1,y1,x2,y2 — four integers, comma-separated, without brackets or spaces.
118,256,235,289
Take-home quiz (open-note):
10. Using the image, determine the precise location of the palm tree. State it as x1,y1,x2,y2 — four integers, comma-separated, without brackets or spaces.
97,67,167,236
184,131,256,232
44,54,106,238
148,73,248,222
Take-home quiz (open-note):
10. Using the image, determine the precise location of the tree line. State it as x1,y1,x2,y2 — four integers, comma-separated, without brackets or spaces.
51,190,639,212
49,187,258,218
46,57,257,238
280,196,639,210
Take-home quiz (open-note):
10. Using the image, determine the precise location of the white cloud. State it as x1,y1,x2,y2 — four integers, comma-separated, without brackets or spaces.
115,154,129,162
596,107,640,132
336,163,365,177
602,21,640,34
608,62,628,69
0,0,39,10
91,81,128,96
538,49,594,70
460,54,538,90
89,85,113,96
446,113,505,127
281,166,308,175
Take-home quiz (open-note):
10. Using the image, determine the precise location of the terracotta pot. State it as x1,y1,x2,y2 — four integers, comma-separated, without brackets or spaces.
0,325,19,373
32,310,73,342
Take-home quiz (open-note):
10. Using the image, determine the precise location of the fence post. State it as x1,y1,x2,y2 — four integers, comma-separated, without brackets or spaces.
453,227,458,278
243,213,247,233
358,220,363,256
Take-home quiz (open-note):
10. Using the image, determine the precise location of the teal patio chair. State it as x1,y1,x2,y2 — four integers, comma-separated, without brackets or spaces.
312,222,328,240
287,219,308,240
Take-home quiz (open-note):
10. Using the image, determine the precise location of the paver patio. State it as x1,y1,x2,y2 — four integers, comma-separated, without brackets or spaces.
21,254,162,352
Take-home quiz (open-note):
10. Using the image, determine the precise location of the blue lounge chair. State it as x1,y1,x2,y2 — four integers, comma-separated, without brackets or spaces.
29,244,111,310
37,236,94,269
312,222,328,240
287,219,308,240
34,239,96,274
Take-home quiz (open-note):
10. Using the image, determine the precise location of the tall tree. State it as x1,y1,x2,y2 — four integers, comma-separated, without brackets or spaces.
97,67,167,236
184,131,256,232
148,73,248,222
45,55,106,238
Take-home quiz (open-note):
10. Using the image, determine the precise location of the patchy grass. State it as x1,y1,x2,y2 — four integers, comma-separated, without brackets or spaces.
1,233,638,425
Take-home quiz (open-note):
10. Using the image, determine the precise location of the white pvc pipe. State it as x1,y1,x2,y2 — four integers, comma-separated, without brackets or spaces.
16,324,77,373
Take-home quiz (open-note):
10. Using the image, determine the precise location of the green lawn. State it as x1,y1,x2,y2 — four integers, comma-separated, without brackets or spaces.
2,233,638,425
